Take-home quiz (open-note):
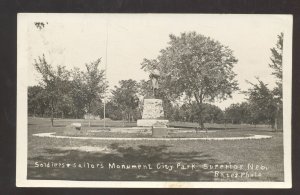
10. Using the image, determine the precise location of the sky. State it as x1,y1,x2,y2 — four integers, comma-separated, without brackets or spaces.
22,14,291,110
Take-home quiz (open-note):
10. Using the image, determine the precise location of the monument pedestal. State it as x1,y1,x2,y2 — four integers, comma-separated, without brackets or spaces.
137,99,169,128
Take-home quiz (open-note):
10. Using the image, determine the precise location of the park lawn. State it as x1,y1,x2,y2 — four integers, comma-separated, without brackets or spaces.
27,117,284,182
55,130,250,138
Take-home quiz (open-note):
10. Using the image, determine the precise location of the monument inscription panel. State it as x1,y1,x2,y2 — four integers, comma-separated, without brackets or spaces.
137,99,169,127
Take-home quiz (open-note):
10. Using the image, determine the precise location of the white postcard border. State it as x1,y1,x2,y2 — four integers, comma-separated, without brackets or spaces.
16,13,293,188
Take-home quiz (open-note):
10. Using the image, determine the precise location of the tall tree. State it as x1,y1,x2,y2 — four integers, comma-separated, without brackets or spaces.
111,79,140,122
28,85,49,117
245,79,277,127
82,58,107,127
70,68,87,119
225,102,251,124
201,103,224,124
56,85,73,119
177,102,224,123
141,32,239,129
34,55,70,126
105,101,123,120
269,32,283,97
269,33,284,130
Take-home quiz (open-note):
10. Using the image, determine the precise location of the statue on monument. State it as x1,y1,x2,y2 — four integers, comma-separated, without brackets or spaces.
149,69,160,98
137,68,169,129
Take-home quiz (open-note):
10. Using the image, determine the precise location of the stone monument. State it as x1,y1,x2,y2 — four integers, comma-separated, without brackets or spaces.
137,70,169,128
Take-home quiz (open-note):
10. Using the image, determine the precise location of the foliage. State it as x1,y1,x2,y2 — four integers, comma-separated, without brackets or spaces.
81,58,107,126
269,32,283,100
269,33,283,85
69,68,87,118
111,79,140,121
34,55,70,126
225,102,251,124
141,32,239,128
201,103,224,124
167,102,224,123
244,79,277,126
28,85,49,117
83,59,107,114
269,32,284,130
31,56,107,124
105,101,123,120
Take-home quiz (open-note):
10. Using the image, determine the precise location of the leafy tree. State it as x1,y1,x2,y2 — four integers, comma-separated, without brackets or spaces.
141,32,239,129
171,106,181,122
269,33,284,130
138,79,152,98
105,101,123,120
225,103,240,124
90,99,104,118
28,85,49,117
202,103,224,124
56,87,73,118
69,68,87,119
177,102,224,123
111,79,140,122
269,32,283,99
244,79,277,127
34,55,70,126
82,58,107,126
225,102,251,124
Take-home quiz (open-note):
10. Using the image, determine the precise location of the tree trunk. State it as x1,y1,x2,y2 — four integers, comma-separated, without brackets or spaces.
51,106,54,127
122,113,125,127
88,103,91,127
199,116,204,129
194,92,204,129
274,117,278,132
88,113,91,127
273,105,279,132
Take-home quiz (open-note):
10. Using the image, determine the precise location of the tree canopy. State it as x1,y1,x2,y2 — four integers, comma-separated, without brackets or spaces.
244,79,277,127
141,32,239,128
111,79,140,122
82,58,107,126
225,102,251,124
269,32,283,100
34,55,70,126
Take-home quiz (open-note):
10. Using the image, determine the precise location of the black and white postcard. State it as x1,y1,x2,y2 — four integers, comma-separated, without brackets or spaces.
16,14,292,188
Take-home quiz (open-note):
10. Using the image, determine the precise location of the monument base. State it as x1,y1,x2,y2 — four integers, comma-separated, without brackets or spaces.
137,119,169,127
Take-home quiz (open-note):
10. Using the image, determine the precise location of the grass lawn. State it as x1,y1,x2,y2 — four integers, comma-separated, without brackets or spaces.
27,117,284,182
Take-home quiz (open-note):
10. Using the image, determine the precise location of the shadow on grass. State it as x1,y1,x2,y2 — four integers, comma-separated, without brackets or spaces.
28,143,217,181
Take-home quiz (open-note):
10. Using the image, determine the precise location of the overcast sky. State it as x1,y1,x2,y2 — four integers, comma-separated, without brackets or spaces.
22,14,290,110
